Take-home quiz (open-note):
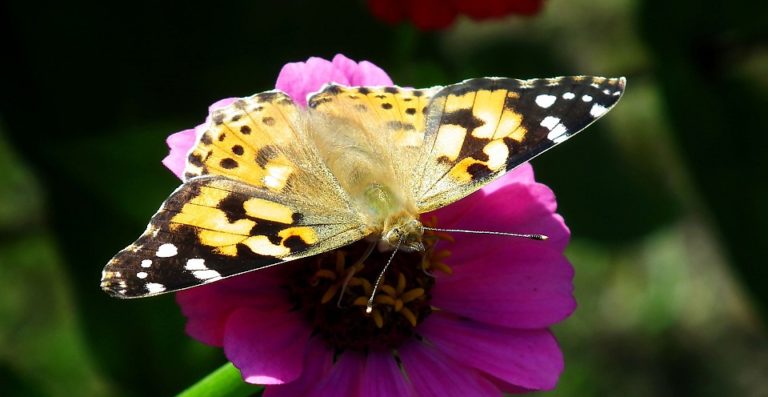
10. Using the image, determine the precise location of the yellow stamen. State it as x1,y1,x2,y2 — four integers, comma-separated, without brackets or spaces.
314,269,337,280
371,309,384,328
380,285,397,297
396,273,406,293
401,288,425,303
375,295,397,306
400,307,418,327
431,262,453,275
321,284,340,304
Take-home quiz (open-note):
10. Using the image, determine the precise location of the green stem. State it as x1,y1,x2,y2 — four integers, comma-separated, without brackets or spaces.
177,362,262,397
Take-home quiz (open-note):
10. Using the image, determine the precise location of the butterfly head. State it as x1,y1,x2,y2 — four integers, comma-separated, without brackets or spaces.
382,216,424,252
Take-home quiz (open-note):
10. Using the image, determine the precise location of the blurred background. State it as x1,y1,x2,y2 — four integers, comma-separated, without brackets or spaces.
1,0,767,395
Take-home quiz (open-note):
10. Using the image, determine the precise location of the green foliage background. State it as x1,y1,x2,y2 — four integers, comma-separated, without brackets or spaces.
1,0,767,395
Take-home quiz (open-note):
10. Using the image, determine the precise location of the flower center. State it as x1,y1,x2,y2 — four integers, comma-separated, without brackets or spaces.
285,217,453,352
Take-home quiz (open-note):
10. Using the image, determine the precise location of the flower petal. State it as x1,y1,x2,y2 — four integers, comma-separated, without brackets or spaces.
263,337,334,397
275,57,350,105
399,341,501,397
481,162,536,194
176,269,289,346
420,312,564,390
161,97,236,179
436,178,570,254
332,54,394,86
432,242,575,328
407,0,458,30
308,351,367,397
361,350,415,396
161,129,196,179
223,306,312,384
456,0,544,19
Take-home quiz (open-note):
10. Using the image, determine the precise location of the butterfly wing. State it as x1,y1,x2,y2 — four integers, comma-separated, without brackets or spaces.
183,90,350,204
306,84,441,188
104,91,373,298
101,176,367,298
412,76,625,212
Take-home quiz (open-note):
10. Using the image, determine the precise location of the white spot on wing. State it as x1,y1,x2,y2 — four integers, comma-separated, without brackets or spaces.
590,104,608,118
185,258,207,271
193,270,222,280
141,259,152,268
535,94,557,108
562,92,575,100
552,132,569,144
263,175,282,189
146,283,166,293
137,272,148,279
547,124,569,141
541,116,569,142
156,243,178,258
582,95,593,102
540,116,561,130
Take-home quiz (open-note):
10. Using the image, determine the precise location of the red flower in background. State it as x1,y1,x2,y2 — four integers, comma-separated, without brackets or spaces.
368,0,545,30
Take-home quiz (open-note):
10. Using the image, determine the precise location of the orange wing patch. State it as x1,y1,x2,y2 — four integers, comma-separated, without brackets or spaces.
308,85,435,149
184,92,303,193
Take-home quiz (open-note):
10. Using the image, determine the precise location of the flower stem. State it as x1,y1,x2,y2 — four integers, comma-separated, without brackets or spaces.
177,362,262,397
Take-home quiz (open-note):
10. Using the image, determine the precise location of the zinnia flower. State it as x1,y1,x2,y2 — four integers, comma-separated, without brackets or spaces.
166,54,575,395
368,0,545,31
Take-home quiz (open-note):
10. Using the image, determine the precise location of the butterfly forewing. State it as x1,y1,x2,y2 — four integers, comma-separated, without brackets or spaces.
102,176,365,298
414,76,625,212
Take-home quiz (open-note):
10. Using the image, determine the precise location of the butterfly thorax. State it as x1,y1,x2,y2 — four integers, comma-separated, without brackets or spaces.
363,183,424,252
307,113,423,252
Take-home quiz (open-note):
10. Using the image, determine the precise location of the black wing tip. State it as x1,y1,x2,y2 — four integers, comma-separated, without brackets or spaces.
100,278,131,299
101,278,162,299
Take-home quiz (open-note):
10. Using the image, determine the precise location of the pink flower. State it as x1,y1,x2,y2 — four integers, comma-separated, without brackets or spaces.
167,54,575,395
368,0,545,31
177,164,574,395
160,54,392,179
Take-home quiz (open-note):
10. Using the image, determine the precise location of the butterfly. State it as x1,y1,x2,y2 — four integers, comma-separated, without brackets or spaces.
101,76,625,298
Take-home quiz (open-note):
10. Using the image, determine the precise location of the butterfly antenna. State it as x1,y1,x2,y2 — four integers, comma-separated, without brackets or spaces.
366,235,403,314
337,241,377,309
422,226,548,241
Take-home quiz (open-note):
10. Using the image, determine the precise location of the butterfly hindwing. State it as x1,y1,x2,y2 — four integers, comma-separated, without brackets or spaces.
307,84,441,187
101,176,366,298
414,76,625,212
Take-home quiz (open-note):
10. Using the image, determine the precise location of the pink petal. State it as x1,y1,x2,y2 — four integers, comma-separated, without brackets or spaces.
308,351,366,397
420,312,564,390
353,61,394,86
481,162,536,195
399,341,501,397
275,57,349,105
432,243,575,328
361,350,415,396
176,269,289,346
332,54,393,86
264,337,334,397
161,97,237,179
223,306,312,384
161,129,197,179
434,179,570,254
